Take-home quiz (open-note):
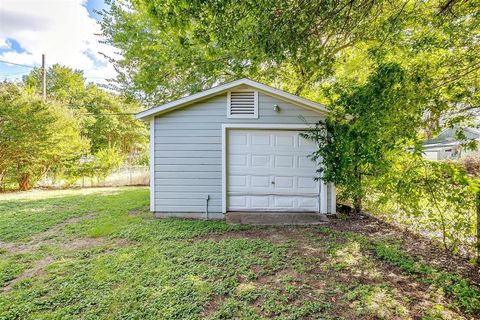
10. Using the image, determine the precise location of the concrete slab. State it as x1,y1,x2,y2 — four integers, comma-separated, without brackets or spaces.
226,212,329,225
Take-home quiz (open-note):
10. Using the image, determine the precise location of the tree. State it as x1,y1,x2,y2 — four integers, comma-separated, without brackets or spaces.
24,64,86,107
100,0,415,104
0,83,88,190
24,65,148,159
101,0,480,129
302,62,425,213
81,84,147,155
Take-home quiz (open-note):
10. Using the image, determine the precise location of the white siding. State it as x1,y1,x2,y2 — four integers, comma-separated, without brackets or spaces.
153,92,327,216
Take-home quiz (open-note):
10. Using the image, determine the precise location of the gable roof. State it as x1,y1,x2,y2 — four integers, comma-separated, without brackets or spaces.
136,78,329,120
423,127,480,148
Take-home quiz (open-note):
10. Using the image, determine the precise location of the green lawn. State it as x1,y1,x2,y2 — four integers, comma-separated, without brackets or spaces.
0,187,478,319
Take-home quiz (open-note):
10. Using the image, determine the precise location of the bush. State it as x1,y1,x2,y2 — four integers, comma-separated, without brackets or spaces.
0,83,88,190
459,154,480,177
366,154,478,257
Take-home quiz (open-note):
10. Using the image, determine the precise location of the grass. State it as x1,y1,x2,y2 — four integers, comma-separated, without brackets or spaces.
0,187,478,319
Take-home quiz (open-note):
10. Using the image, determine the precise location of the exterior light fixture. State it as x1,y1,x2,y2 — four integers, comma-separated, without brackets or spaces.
273,104,280,112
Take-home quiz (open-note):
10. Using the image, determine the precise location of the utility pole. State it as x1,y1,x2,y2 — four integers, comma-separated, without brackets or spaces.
41,54,46,101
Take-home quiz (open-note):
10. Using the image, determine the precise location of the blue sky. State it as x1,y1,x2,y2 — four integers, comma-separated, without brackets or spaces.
0,0,115,84
85,0,107,20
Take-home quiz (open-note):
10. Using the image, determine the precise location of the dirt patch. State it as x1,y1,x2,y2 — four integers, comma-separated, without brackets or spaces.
284,227,447,319
191,226,311,244
194,217,479,286
196,217,476,319
327,215,480,285
201,292,228,317
1,237,131,293
128,209,147,216
61,237,104,251
0,213,95,254
38,214,93,238
2,256,55,292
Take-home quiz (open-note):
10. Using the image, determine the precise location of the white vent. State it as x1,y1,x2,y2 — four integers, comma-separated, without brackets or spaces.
227,91,258,118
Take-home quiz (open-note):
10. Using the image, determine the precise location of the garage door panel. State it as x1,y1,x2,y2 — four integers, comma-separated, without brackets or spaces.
274,176,294,188
274,155,295,168
274,196,294,208
298,197,318,208
252,155,270,167
229,154,248,166
251,175,270,187
298,136,316,149
229,175,247,187
229,190,319,197
298,177,318,189
230,133,248,145
229,171,316,179
228,129,319,212
230,146,308,155
251,196,270,208
298,156,317,168
275,135,295,147
251,134,271,145
229,196,247,208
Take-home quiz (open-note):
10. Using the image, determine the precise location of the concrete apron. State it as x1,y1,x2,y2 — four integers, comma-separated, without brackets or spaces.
226,212,329,225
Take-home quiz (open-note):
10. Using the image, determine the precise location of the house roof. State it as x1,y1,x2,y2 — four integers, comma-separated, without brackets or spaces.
135,78,329,120
423,127,480,148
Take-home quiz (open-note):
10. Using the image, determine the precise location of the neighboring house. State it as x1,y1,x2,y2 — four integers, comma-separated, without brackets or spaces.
136,78,336,219
422,127,480,161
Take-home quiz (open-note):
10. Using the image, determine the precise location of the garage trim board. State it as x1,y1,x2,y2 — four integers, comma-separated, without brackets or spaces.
222,123,330,214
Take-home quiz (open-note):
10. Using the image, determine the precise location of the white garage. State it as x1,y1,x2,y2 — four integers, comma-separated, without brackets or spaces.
136,78,336,220
227,129,320,212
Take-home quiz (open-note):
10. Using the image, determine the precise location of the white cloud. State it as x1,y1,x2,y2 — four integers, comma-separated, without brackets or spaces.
0,38,8,49
0,0,117,84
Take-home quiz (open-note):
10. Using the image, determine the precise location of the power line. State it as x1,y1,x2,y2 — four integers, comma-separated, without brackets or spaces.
82,113,136,116
85,75,111,79
0,70,31,77
63,107,136,116
0,59,36,68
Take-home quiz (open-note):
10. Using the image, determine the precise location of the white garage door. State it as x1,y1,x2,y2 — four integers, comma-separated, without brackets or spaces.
228,129,320,211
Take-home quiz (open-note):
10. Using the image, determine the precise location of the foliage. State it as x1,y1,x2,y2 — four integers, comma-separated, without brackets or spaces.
0,83,88,190
24,65,148,157
24,64,86,106
92,147,126,180
368,155,478,255
100,0,407,103
0,65,148,190
302,62,425,212
80,84,147,155
100,0,480,128
56,147,126,187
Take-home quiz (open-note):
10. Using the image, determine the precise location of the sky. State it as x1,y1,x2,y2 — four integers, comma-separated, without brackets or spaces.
0,0,116,85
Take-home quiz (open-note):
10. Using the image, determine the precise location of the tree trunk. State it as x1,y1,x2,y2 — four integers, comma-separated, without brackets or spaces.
352,160,362,214
18,172,31,191
353,196,362,214
0,168,6,191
